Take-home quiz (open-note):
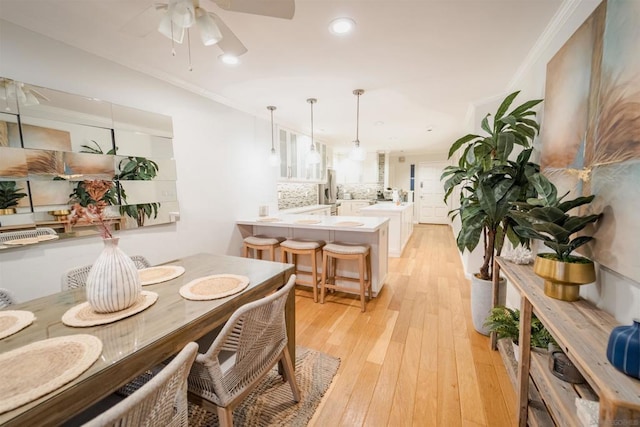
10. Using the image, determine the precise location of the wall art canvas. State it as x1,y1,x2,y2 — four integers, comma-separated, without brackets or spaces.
542,0,640,282
0,147,28,178
20,123,72,151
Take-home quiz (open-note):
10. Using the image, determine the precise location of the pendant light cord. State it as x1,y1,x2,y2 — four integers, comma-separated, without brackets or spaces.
267,106,276,150
307,98,317,152
355,91,360,144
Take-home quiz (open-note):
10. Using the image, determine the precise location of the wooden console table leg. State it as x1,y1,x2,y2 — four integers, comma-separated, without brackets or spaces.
490,258,501,350
517,296,532,427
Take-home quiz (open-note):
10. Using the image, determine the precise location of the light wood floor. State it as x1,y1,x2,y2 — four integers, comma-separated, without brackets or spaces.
296,224,517,427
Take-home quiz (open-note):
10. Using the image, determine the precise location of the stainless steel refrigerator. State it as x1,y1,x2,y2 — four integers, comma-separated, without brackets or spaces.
318,169,338,214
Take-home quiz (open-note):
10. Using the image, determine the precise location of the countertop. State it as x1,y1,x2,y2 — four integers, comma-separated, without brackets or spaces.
360,202,414,212
237,214,389,232
278,204,332,215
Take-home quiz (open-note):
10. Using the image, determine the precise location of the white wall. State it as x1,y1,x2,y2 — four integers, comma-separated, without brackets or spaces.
388,152,448,190
462,0,639,323
0,21,280,302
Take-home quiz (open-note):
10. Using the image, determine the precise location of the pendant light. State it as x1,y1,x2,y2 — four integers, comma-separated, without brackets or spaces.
267,105,280,167
350,89,366,161
306,98,321,165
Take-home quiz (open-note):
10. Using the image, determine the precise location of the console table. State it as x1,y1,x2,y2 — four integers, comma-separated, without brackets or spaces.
492,257,640,426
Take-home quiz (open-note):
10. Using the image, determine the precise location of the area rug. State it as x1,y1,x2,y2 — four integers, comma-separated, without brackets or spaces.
188,346,340,427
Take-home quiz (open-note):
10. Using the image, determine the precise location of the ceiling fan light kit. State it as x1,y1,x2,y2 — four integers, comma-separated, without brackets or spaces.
350,89,366,161
329,17,356,35
195,8,223,46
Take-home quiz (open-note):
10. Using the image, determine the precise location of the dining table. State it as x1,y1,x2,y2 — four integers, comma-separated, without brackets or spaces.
0,253,295,427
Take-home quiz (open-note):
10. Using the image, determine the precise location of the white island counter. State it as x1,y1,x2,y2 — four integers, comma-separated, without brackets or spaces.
236,215,389,296
359,202,414,257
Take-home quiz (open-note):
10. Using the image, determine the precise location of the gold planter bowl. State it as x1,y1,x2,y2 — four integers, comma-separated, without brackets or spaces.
533,255,595,301
0,208,17,215
49,209,71,221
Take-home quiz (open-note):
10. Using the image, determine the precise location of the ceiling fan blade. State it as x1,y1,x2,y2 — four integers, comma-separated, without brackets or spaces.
213,0,295,19
210,13,248,56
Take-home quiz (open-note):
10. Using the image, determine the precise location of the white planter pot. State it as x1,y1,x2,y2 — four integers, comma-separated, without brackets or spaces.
86,237,141,313
471,275,506,335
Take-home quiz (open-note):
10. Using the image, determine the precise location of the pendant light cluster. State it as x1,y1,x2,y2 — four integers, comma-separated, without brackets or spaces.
306,98,321,165
350,89,366,161
267,105,280,167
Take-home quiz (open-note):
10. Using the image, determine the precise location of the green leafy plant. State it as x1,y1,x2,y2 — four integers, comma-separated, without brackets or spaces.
510,173,602,262
484,306,555,348
116,156,160,227
0,181,28,210
441,91,543,280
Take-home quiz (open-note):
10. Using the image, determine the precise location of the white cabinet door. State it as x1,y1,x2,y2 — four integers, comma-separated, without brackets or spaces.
353,201,370,215
278,127,327,183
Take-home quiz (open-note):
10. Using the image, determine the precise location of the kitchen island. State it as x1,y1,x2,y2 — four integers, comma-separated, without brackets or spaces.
359,202,414,257
236,215,389,296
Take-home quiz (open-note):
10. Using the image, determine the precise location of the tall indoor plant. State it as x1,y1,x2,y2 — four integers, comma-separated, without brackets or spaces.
510,173,602,301
441,91,542,334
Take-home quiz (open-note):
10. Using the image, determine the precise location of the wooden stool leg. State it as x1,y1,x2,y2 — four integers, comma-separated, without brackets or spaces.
358,254,366,312
311,248,318,303
366,252,372,301
269,245,275,261
242,244,249,258
320,251,328,304
281,247,287,264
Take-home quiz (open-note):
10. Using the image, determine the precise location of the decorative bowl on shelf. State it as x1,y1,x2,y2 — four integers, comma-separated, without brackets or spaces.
49,209,71,221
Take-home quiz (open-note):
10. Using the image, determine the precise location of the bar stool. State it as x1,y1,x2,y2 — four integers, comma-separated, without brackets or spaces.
242,235,285,261
321,242,372,312
280,239,325,302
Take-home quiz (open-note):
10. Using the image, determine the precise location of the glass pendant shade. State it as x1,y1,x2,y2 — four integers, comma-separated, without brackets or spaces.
196,8,222,46
169,0,195,28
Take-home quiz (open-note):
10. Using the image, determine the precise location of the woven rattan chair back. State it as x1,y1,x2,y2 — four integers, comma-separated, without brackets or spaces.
83,341,198,427
187,274,300,426
61,255,151,291
0,227,57,243
0,288,17,308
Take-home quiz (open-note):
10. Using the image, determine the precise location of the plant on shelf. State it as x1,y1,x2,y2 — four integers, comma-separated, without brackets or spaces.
0,181,28,214
509,173,602,301
441,91,542,334
484,306,555,350
68,180,116,239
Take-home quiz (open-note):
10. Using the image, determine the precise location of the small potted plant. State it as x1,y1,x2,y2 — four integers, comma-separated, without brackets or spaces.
509,173,602,301
0,181,28,215
484,306,555,360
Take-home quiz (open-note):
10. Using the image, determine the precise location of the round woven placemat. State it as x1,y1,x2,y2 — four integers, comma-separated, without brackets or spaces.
180,274,250,301
257,217,281,222
294,219,322,224
37,234,59,242
61,291,158,327
139,265,185,286
334,221,364,227
3,237,39,246
0,334,102,414
0,310,35,340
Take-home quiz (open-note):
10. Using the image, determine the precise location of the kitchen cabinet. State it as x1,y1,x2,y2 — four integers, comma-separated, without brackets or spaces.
278,126,328,183
278,204,331,216
337,200,371,216
360,202,413,257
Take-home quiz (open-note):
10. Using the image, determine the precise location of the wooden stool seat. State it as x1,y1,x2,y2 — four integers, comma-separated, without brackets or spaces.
321,242,372,312
243,235,285,261
281,239,325,302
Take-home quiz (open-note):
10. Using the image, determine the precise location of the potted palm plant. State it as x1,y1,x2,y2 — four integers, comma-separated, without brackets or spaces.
510,173,602,301
441,91,542,334
0,181,28,215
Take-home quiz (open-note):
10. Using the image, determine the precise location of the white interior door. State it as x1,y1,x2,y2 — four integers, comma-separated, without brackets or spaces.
417,161,449,224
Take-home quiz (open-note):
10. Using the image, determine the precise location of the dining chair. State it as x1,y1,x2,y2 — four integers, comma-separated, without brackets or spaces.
0,227,57,244
187,274,300,426
82,341,198,427
0,287,17,308
61,255,151,291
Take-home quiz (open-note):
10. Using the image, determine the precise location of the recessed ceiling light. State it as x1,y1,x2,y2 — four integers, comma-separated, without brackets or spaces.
329,18,356,35
219,54,240,65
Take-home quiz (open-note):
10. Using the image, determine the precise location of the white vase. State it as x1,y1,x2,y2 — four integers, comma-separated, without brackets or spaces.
471,275,506,336
86,237,141,313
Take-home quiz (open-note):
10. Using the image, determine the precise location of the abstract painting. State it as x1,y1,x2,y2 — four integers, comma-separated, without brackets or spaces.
542,0,640,282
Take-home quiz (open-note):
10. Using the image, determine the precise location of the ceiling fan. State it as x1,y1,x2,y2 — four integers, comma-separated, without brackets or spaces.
122,0,295,63
0,78,49,108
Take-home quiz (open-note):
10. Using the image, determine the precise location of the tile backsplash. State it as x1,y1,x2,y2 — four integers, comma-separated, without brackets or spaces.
277,183,318,210
338,183,383,200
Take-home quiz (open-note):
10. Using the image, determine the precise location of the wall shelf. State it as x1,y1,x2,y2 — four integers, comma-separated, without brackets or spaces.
493,257,640,426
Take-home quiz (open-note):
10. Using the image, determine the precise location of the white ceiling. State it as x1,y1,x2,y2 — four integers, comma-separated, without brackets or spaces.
0,0,564,155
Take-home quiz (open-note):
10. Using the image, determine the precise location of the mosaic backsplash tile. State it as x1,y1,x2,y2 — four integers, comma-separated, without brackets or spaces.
277,183,318,210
